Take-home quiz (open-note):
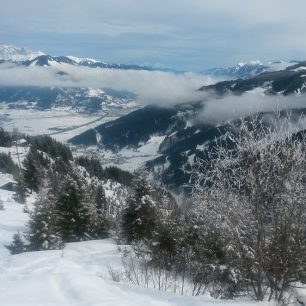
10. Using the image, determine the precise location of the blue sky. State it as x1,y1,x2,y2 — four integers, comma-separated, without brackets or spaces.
1,0,306,71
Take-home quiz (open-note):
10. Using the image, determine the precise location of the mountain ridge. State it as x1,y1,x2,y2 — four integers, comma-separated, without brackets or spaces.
69,63,306,193
0,44,175,72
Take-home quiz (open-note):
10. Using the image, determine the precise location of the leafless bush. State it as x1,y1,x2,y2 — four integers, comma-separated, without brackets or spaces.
108,250,208,296
192,113,306,302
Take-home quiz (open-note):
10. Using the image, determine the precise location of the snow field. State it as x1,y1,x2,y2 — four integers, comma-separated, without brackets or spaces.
0,182,273,306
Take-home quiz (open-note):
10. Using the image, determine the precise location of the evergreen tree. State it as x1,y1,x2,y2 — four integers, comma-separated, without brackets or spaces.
54,176,93,242
95,184,107,216
22,147,41,193
26,165,106,249
6,232,26,254
0,152,19,176
121,177,157,242
29,135,72,163
93,184,108,238
13,176,27,204
27,185,63,250
0,127,12,147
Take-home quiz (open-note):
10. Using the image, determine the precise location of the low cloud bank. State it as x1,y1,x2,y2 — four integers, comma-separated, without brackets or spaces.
197,93,306,125
0,63,216,106
2,63,306,123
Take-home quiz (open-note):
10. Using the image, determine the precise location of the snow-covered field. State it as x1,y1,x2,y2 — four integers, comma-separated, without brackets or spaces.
0,171,276,306
0,108,98,134
0,106,161,171
0,107,119,142
76,135,166,171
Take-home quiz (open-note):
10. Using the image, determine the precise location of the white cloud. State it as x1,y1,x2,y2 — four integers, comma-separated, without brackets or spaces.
1,0,306,69
0,63,215,105
197,93,306,125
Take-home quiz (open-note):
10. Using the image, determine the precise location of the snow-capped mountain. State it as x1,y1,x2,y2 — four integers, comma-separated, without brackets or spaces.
0,86,136,113
0,44,160,71
200,61,306,95
21,54,157,70
0,44,45,62
203,60,294,79
2,44,306,192
0,44,142,113
67,55,103,65
24,55,78,67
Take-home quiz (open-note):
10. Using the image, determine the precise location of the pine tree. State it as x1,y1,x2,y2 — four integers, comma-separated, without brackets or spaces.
54,176,93,242
13,174,27,204
27,187,63,250
0,152,19,176
0,127,12,147
94,184,106,215
93,184,108,238
121,177,157,242
6,232,25,254
22,147,41,193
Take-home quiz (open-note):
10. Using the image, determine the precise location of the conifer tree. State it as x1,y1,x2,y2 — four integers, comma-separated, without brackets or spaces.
22,147,41,193
6,232,26,254
121,177,157,242
54,176,93,242
13,174,27,204
27,185,63,250
95,184,107,216
0,152,19,176
0,127,12,147
93,184,108,238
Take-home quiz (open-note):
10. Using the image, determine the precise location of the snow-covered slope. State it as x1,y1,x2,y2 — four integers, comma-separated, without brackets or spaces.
203,60,294,79
1,184,303,306
0,177,273,305
67,55,105,65
0,86,137,114
200,61,306,95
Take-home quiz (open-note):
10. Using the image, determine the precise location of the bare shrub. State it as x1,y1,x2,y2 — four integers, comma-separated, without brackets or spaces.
192,113,306,302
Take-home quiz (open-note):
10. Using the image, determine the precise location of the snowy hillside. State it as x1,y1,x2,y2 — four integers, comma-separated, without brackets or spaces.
0,136,285,305
1,162,305,306
0,86,137,114
0,174,274,306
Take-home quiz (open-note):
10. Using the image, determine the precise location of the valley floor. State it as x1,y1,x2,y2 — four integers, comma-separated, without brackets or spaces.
0,108,119,142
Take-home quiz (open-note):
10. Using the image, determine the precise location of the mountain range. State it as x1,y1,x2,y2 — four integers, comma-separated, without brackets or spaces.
200,61,306,95
70,60,306,193
202,60,297,79
0,44,172,71
2,44,306,194
0,44,294,76
0,86,136,113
